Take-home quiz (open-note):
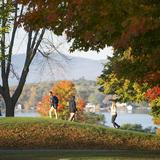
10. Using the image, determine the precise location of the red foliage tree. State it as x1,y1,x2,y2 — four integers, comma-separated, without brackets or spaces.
37,95,50,116
37,80,85,119
145,86,160,102
77,98,86,111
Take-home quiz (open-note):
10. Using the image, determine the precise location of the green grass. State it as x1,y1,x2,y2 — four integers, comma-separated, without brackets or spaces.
0,117,160,151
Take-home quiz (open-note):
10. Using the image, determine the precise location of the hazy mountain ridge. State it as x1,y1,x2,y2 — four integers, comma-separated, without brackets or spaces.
9,53,105,85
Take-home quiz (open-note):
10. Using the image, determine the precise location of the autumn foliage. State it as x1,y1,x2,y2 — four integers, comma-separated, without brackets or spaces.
145,86,160,102
37,95,50,116
144,86,160,119
4,1,159,119
1,118,160,150
14,1,160,85
37,80,85,119
52,80,76,111
76,98,86,111
16,1,160,85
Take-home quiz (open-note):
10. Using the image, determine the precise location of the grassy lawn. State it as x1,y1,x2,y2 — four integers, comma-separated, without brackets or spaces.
0,117,160,151
1,150,160,160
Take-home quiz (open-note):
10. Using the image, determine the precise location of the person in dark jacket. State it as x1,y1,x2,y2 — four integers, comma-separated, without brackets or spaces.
68,96,77,121
49,91,59,119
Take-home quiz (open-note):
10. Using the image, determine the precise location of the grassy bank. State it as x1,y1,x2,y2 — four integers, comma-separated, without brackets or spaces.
0,117,160,150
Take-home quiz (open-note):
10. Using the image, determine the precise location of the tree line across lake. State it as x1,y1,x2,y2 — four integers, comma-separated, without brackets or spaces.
7,79,105,112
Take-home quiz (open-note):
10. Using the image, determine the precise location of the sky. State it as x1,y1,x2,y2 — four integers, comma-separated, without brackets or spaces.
13,29,113,60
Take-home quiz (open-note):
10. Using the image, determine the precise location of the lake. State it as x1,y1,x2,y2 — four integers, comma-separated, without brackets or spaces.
14,111,41,117
3,110,158,129
102,111,157,128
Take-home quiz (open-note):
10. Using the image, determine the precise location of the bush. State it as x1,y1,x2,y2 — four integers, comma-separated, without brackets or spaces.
144,126,157,134
121,123,157,134
121,124,143,131
76,112,105,124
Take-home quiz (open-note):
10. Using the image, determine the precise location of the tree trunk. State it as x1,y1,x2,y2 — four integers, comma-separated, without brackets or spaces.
0,2,46,118
5,98,15,117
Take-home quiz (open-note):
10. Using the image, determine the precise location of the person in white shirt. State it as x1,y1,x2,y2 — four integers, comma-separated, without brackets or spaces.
111,100,120,128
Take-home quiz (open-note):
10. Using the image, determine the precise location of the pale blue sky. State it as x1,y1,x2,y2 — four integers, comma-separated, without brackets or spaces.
13,29,113,60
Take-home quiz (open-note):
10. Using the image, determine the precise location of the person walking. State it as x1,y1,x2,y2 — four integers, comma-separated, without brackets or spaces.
111,100,120,128
49,91,59,119
68,96,77,121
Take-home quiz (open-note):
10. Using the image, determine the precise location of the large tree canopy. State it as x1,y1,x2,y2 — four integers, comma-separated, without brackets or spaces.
1,0,160,116
18,0,160,84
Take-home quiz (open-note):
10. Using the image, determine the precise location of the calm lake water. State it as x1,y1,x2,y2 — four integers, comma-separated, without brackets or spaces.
12,110,158,129
14,111,41,117
102,112,157,128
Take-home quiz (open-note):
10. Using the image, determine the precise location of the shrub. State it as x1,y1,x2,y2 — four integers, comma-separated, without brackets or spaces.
76,112,105,124
121,123,157,134
121,124,143,132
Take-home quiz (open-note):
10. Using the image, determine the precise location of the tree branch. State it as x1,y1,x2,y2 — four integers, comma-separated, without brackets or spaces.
6,3,23,78
11,31,32,104
31,30,39,49
1,0,6,83
0,0,11,99
12,29,45,104
33,29,46,53
28,29,45,65
6,3,18,79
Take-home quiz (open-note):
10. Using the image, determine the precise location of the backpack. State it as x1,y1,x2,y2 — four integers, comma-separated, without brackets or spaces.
53,96,59,104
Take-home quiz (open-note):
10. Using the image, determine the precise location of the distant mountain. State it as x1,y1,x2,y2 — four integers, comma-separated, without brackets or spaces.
8,53,105,85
